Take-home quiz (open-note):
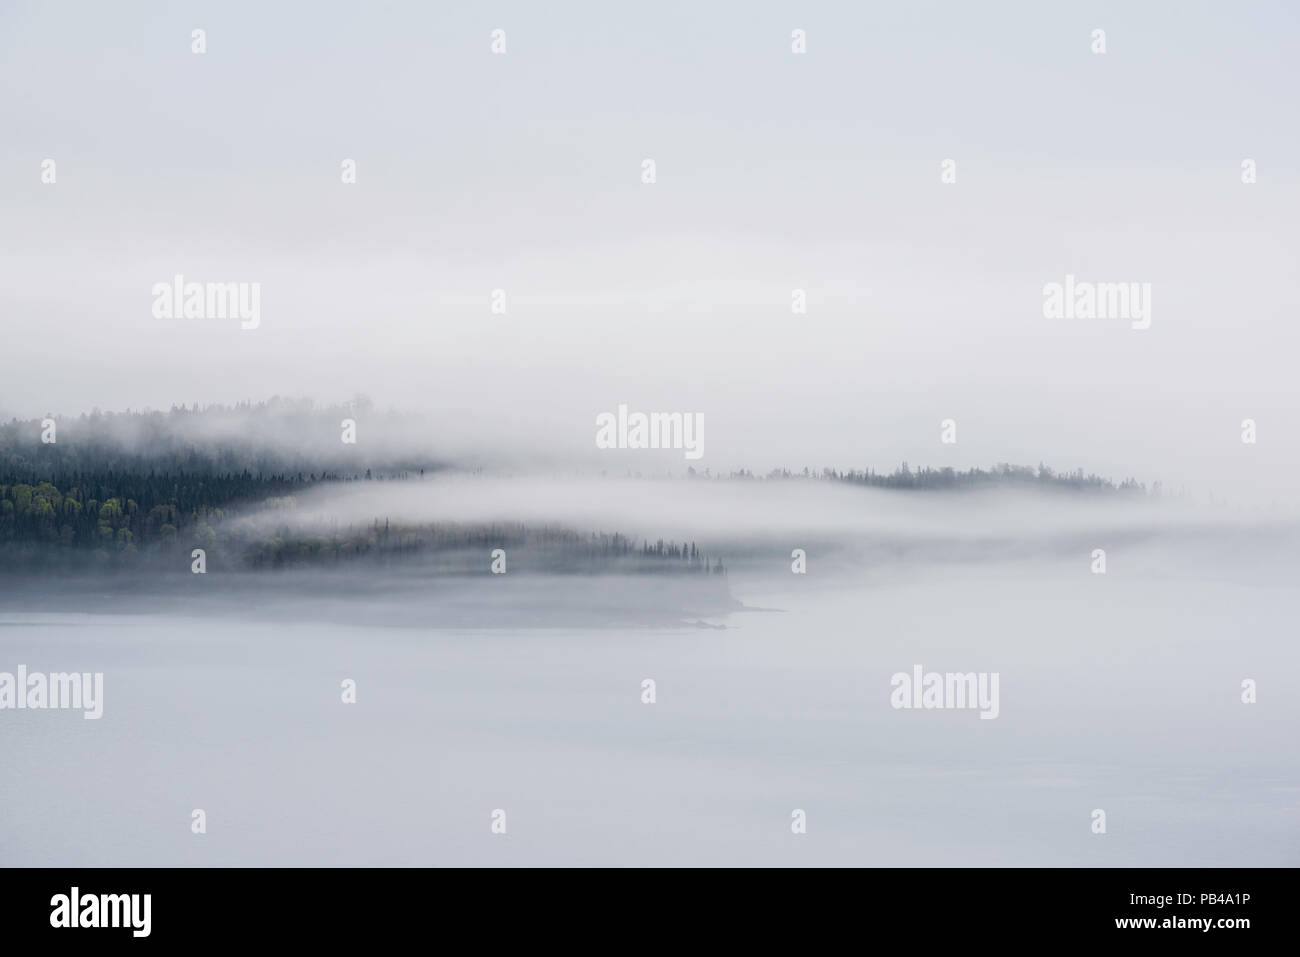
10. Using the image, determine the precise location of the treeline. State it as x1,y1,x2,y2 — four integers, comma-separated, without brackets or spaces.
1,471,321,554
1,395,1150,574
247,521,724,576
713,462,1159,494
0,396,442,480
0,473,725,576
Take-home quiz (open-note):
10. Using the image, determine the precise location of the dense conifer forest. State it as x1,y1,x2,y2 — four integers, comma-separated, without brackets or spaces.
1,401,1151,573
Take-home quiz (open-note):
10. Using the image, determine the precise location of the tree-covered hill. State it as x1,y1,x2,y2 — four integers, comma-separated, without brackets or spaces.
1,399,1153,573
0,396,441,479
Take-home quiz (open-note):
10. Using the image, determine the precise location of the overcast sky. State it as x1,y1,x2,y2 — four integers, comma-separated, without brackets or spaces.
2,1,1297,501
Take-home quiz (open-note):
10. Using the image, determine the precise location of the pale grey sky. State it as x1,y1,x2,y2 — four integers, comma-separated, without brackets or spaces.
2,0,1298,500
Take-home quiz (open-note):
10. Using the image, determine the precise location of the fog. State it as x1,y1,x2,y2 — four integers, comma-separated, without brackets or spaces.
2,0,1297,869
246,471,1295,545
3,1,1299,502
3,497,1297,865
4,478,1299,865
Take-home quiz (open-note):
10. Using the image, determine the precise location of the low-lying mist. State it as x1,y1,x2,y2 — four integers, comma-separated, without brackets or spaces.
235,471,1300,572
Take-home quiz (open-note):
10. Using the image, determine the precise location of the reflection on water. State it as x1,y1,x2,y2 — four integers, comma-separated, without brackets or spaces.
1,543,1296,866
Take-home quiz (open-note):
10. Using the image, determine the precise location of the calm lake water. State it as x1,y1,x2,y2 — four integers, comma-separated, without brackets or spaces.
2,550,1296,866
